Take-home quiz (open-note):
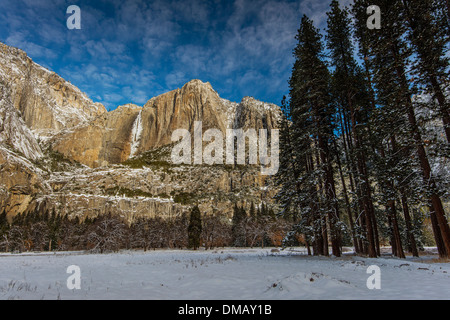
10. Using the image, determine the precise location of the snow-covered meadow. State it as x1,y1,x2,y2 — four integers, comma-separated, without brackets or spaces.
0,248,448,300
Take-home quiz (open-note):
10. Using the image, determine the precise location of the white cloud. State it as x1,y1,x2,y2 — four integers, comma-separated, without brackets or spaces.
122,87,150,105
5,32,58,59
1,0,346,108
103,92,124,103
165,71,187,89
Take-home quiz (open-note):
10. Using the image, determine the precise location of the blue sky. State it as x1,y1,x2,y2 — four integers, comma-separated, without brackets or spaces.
0,0,349,110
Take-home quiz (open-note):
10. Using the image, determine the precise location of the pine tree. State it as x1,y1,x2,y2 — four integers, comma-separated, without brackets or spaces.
401,0,450,144
353,0,450,257
287,15,342,257
326,1,381,257
326,0,361,255
231,203,247,247
188,205,202,250
287,16,325,256
442,0,450,32
260,203,266,217
274,96,301,223
249,201,256,218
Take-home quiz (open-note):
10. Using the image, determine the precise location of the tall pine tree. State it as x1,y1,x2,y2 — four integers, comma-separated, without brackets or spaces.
401,0,450,144
327,0,378,257
288,15,341,257
353,0,450,258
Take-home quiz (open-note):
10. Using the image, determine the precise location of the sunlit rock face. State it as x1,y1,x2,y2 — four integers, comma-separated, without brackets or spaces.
0,41,282,221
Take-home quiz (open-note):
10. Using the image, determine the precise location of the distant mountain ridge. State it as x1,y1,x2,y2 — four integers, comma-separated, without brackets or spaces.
0,41,282,221
51,79,281,168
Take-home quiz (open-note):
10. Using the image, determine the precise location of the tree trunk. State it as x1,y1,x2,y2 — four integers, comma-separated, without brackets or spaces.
308,152,324,256
429,205,446,257
386,31,450,257
347,99,378,257
388,200,405,258
387,212,397,256
335,139,360,254
406,104,450,257
400,192,419,257
401,0,450,143
429,76,450,143
317,134,341,257
315,148,329,257
394,56,450,258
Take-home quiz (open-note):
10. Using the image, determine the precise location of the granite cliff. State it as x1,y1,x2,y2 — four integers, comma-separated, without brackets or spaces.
0,42,281,222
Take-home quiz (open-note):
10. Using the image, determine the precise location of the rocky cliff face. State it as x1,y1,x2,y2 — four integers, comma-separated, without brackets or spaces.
52,79,282,168
0,42,281,222
0,146,50,221
0,84,43,161
51,104,143,168
0,42,106,141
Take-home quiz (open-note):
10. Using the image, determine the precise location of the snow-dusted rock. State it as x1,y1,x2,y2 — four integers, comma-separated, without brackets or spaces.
51,79,282,168
0,42,106,141
0,84,43,160
0,42,281,221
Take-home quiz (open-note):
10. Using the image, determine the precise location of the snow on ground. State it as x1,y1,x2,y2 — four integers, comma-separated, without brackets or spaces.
0,248,448,300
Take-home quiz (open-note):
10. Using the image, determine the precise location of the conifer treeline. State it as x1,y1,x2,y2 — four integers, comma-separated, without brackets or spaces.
0,201,289,253
276,0,450,258
0,210,192,253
